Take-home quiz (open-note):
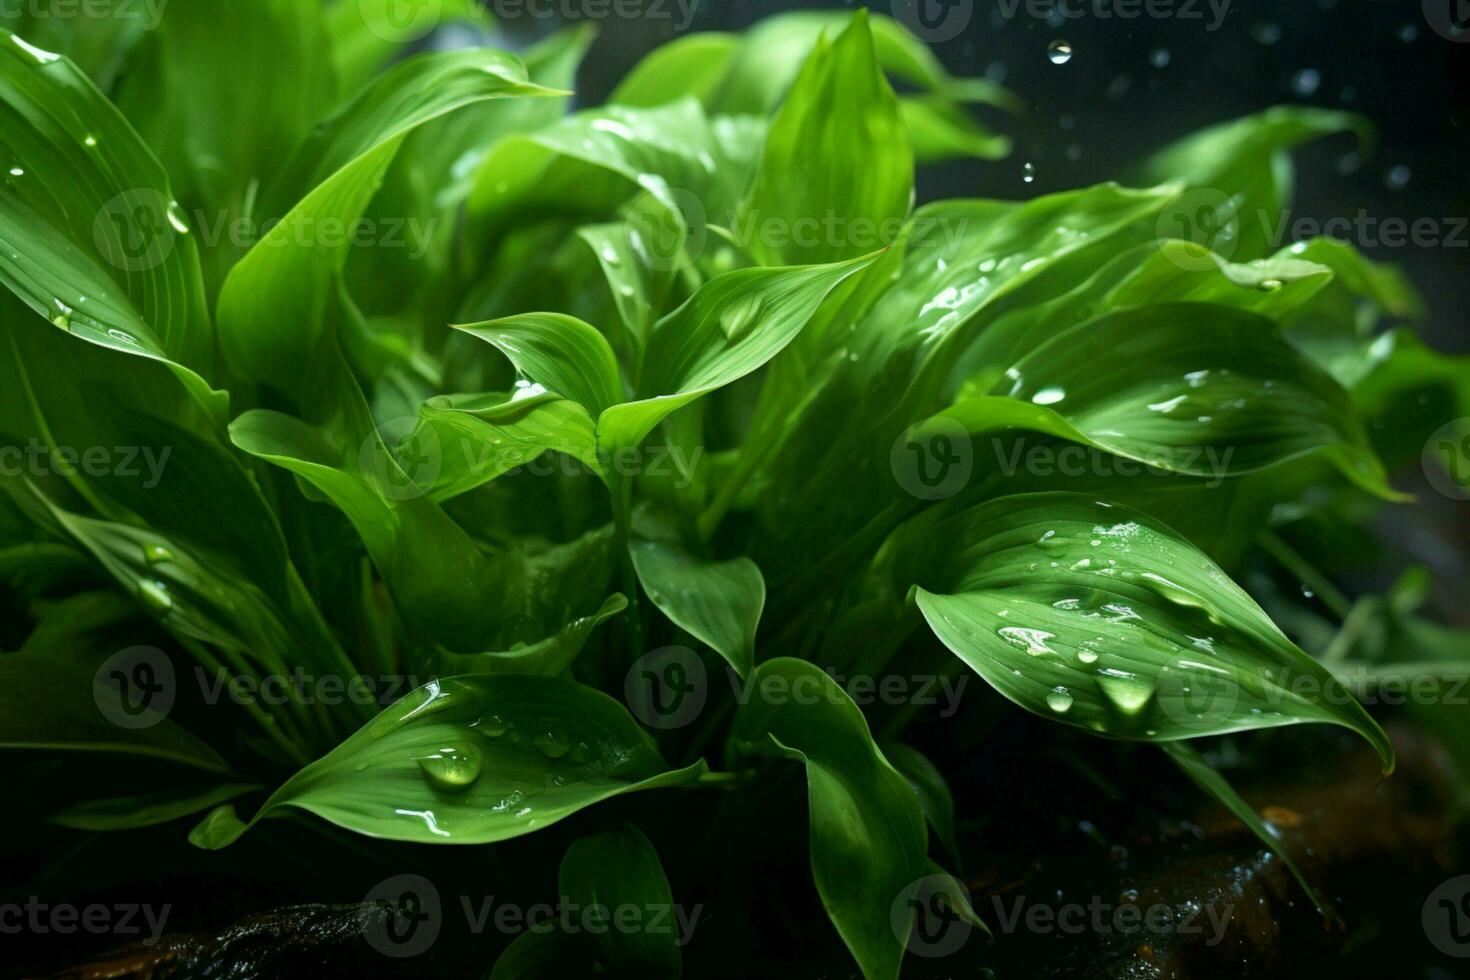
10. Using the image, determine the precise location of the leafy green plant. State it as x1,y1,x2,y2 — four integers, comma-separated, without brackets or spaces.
1,5,1466,977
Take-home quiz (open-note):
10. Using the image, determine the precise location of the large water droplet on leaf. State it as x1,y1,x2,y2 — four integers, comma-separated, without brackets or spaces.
718,294,764,341
417,742,483,793
1096,669,1154,715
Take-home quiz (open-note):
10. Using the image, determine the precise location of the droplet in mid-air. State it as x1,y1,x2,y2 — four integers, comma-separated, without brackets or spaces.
1047,40,1073,65
1149,48,1171,69
1290,68,1322,97
1384,165,1411,191
1022,162,1036,184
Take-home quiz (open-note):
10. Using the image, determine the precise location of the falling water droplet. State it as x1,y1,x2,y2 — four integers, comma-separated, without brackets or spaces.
1022,162,1036,184
1384,165,1411,191
1290,68,1321,97
1397,23,1419,42
1251,22,1282,45
1032,386,1066,406
1149,48,1171,69
1046,687,1075,713
718,294,763,341
418,742,483,793
1047,40,1073,65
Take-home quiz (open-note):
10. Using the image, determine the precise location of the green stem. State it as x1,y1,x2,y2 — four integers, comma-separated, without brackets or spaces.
1258,531,1352,620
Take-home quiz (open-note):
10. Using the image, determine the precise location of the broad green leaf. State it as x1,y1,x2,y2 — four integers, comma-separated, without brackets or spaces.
456,313,625,417
327,0,491,92
631,538,764,679
490,929,598,979
0,28,215,388
742,10,913,266
598,254,877,452
928,302,1395,495
609,33,740,107
908,493,1393,772
190,674,707,848
902,97,1012,163
729,658,927,980
0,2,149,90
439,594,627,677
218,49,556,392
558,824,682,977
0,651,229,773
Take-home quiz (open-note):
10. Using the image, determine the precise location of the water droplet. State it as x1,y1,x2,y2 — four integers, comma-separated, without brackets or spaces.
1384,165,1411,191
1032,386,1065,406
1046,687,1075,713
533,731,570,759
1258,278,1283,292
143,543,174,564
1300,584,1316,599
479,714,509,737
7,166,22,177
138,579,173,614
1096,669,1154,715
1251,22,1282,45
1047,40,1073,65
718,294,763,341
1022,162,1036,184
416,742,483,793
83,135,98,148
1078,649,1099,665
1397,23,1418,42
998,627,1057,656
1290,68,1321,97
1149,48,1171,69
600,244,621,266
51,300,72,331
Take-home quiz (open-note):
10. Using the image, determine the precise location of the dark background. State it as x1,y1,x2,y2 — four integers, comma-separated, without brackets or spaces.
487,0,1470,354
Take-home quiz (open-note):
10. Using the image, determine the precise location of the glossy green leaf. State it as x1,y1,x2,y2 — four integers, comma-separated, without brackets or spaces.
909,493,1393,771
191,674,707,848
53,782,260,831
729,658,926,980
882,742,959,862
456,313,625,417
631,538,764,679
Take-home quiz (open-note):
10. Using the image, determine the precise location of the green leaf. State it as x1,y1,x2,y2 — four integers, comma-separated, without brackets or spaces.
730,658,926,980
882,742,959,863
326,0,491,92
190,674,708,848
598,254,877,452
218,48,557,393
558,824,682,978
927,302,1395,495
456,313,625,417
742,10,913,266
609,32,740,107
52,782,260,831
908,493,1393,772
631,538,764,679
901,96,1012,163
0,28,214,386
